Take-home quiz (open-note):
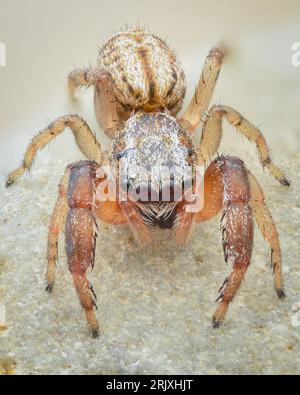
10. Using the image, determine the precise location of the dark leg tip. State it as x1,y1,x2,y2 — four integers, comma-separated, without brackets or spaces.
276,289,286,299
45,283,54,293
92,328,100,338
5,179,13,188
212,319,223,329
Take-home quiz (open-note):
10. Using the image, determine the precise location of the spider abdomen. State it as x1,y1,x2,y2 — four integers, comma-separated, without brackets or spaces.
98,29,186,115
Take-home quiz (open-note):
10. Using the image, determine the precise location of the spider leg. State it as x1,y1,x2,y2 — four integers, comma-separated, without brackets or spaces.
6,115,104,187
180,47,224,131
69,67,122,139
195,156,254,328
93,70,122,139
68,68,94,99
65,161,100,337
247,171,285,298
46,166,70,292
196,105,290,186
194,157,224,223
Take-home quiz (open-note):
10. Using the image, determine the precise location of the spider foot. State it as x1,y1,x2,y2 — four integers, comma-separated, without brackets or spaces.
276,288,286,299
212,319,223,329
280,177,292,187
5,179,13,188
45,283,54,293
92,328,100,338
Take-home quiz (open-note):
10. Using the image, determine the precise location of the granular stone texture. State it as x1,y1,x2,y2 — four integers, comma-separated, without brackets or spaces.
0,143,299,374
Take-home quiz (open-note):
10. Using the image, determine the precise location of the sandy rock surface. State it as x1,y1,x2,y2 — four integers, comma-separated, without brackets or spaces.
0,143,299,374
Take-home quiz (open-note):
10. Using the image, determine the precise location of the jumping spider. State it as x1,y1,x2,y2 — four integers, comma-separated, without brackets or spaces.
6,29,290,337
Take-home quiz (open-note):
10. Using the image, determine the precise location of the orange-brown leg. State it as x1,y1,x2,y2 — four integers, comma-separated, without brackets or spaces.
94,177,128,225
194,158,224,223
65,161,100,337
195,156,254,327
46,161,129,337
174,160,224,245
95,182,150,246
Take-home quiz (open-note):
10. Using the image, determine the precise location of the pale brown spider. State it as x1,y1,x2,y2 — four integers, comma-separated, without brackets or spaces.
6,29,290,337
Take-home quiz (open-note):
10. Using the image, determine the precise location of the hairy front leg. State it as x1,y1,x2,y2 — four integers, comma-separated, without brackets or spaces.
195,156,254,327
248,171,285,298
180,47,224,131
46,161,128,337
6,115,104,187
197,105,290,186
214,157,254,327
66,208,99,337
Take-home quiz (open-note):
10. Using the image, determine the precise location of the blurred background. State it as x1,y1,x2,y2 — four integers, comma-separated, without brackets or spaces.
0,0,299,171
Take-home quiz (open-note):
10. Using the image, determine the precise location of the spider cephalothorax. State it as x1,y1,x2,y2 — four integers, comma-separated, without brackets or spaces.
6,28,290,337
113,113,197,199
110,111,198,243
